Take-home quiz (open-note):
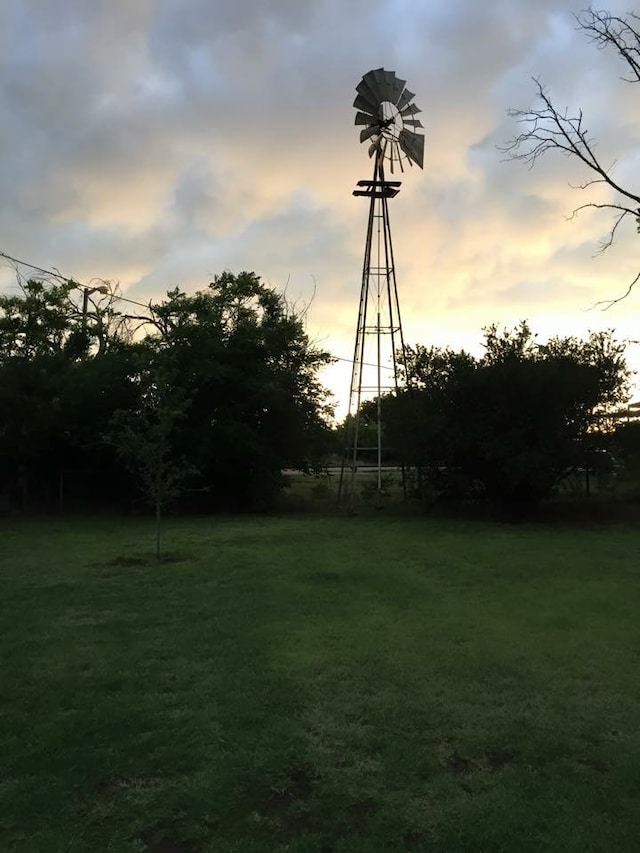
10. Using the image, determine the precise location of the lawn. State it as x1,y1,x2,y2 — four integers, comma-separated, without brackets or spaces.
1,513,639,851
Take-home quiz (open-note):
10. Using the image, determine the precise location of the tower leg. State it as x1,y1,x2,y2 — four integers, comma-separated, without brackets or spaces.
338,154,409,510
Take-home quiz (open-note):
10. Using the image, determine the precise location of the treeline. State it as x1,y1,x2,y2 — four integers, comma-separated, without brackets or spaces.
352,322,632,512
1,269,635,517
0,271,333,512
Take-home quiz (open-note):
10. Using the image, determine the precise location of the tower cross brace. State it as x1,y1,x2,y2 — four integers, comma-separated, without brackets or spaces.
338,150,409,508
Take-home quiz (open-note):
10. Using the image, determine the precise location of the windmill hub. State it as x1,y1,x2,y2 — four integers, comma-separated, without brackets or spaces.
377,102,402,139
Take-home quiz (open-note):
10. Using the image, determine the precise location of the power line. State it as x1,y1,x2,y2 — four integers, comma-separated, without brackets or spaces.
329,355,396,372
0,251,151,311
1,249,397,373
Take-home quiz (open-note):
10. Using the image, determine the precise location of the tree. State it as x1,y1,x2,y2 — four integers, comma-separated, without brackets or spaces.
386,345,478,503
502,9,640,302
105,362,195,560
384,324,629,512
0,276,143,510
0,265,333,513
143,272,333,510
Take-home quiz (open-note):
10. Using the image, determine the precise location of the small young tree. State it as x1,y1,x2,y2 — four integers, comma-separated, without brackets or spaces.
106,365,194,560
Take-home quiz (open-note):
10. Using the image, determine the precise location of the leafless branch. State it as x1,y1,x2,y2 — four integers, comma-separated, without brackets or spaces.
297,275,318,325
590,271,640,310
501,9,640,304
577,8,640,83
567,203,636,253
501,79,640,207
568,176,609,190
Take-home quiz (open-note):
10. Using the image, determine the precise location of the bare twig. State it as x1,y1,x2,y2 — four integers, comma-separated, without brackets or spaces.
590,271,640,310
577,8,640,83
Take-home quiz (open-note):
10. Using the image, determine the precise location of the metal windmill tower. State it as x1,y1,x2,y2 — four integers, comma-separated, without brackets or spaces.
338,68,424,507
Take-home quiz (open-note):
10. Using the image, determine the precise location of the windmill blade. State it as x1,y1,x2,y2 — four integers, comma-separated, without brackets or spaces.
381,69,405,105
376,69,397,103
399,129,424,169
360,125,379,143
368,134,381,158
355,111,377,126
356,74,382,109
403,118,424,129
362,68,382,90
368,67,396,104
369,137,387,160
398,130,424,169
390,76,406,105
356,68,410,114
399,130,424,169
372,67,387,86
353,93,377,115
400,103,422,118
396,88,415,111
360,68,385,104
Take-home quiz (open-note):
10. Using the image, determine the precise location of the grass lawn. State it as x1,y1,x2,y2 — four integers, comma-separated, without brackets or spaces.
1,513,639,851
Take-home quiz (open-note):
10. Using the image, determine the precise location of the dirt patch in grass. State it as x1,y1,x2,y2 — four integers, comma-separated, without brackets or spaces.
232,765,383,844
308,570,341,584
438,745,515,776
446,750,473,775
95,555,150,568
139,831,200,853
579,756,609,777
137,818,207,853
90,552,192,570
248,763,319,822
343,797,378,831
95,775,163,795
403,828,432,850
144,844,196,853
487,749,515,771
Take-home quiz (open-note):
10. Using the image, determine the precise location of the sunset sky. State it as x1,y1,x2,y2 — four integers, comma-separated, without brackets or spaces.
1,0,639,416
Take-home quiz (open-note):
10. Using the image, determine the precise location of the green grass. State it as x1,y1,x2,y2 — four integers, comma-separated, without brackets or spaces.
1,514,639,851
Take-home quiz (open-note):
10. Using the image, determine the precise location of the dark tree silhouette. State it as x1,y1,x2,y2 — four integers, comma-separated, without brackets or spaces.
0,266,333,513
383,323,629,512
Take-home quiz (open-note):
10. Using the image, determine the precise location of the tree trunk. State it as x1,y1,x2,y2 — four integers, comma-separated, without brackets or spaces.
156,499,162,561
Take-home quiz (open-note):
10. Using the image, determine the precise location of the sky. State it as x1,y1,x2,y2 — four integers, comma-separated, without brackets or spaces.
1,0,639,417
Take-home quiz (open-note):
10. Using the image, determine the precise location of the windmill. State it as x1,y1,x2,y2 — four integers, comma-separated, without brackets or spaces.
338,68,424,508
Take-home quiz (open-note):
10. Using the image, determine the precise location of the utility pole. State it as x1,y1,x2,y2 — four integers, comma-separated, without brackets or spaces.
81,285,109,331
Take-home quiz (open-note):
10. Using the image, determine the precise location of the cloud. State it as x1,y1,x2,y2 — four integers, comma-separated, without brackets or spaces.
1,0,639,413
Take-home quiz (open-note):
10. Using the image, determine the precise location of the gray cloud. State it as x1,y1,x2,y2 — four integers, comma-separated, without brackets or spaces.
1,0,639,409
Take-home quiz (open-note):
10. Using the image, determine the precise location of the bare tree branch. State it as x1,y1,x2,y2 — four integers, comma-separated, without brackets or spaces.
501,9,640,303
591,271,640,309
567,203,636,253
501,79,640,207
577,8,640,83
